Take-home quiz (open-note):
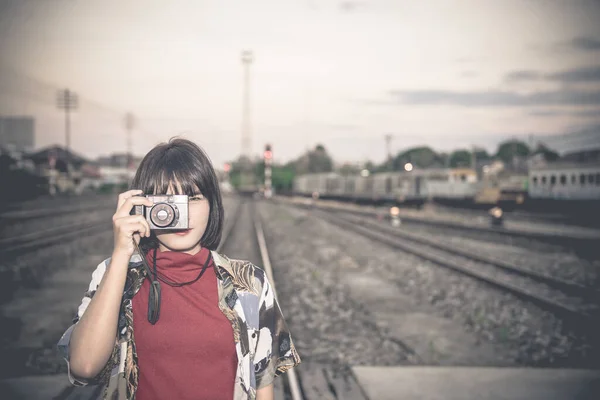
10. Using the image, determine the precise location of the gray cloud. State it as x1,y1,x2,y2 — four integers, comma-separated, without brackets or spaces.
529,110,561,117
505,70,543,82
546,66,600,83
504,65,600,83
389,89,600,107
529,109,600,118
569,36,600,51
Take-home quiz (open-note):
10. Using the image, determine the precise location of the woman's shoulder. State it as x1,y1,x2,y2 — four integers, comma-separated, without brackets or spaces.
211,251,269,293
88,254,144,278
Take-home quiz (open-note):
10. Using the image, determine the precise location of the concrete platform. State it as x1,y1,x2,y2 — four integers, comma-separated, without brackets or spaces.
352,366,600,400
0,374,101,400
0,373,286,400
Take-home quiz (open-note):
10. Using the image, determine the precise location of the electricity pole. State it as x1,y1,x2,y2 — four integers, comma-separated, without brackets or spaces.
241,50,253,160
384,134,393,171
125,113,135,169
56,89,78,174
240,50,254,190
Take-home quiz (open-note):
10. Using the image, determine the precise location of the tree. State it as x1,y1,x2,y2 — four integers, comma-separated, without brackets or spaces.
449,150,472,167
391,146,442,170
337,163,361,175
473,148,491,161
495,140,530,163
533,143,560,162
293,144,334,174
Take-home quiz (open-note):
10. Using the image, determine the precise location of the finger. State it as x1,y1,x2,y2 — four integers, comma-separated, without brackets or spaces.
137,219,150,238
116,189,144,212
133,232,141,245
115,196,154,219
137,220,149,238
113,215,149,236
119,219,148,238
142,219,152,237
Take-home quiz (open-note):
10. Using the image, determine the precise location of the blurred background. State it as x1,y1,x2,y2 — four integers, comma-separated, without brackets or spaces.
0,0,599,399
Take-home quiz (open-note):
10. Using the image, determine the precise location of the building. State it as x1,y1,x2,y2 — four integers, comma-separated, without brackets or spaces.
95,153,142,169
0,116,35,152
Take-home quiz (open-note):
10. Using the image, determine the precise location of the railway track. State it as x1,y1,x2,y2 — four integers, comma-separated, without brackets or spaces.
284,197,600,253
219,199,367,400
216,199,303,400
0,203,113,222
0,218,111,262
337,211,600,301
298,205,598,331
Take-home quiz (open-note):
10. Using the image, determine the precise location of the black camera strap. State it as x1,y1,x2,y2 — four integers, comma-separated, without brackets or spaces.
132,240,211,325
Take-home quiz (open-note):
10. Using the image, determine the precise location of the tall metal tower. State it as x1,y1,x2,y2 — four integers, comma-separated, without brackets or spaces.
124,113,135,169
384,133,393,170
56,89,78,153
56,88,78,176
241,50,253,160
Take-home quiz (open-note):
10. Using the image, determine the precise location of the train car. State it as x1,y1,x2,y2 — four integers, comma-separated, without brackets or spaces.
292,171,428,206
372,172,396,202
527,162,600,214
391,171,428,205
421,168,480,204
293,172,341,199
496,174,528,209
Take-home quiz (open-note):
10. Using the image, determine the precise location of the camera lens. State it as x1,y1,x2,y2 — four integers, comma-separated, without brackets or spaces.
149,203,177,227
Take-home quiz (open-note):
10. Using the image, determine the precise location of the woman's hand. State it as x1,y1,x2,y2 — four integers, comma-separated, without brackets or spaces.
112,189,153,259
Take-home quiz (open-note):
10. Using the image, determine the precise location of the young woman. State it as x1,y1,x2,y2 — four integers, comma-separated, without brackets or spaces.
57,138,300,400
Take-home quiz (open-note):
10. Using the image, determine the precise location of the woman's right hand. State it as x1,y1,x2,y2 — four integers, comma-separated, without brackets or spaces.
112,190,153,258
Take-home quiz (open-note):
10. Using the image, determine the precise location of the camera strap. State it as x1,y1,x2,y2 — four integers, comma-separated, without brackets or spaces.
132,240,211,325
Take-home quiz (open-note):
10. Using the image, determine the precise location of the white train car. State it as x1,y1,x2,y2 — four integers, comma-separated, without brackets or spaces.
371,173,396,202
420,168,479,202
393,171,428,204
293,172,340,197
292,173,309,195
292,171,427,206
529,162,600,201
349,174,374,202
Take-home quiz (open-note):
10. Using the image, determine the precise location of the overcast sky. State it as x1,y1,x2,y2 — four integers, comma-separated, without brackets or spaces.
1,0,599,167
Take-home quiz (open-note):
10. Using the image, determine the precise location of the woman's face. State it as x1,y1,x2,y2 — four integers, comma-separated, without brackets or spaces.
154,182,210,255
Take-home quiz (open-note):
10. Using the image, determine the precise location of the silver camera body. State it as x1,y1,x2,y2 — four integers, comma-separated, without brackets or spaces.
132,194,189,230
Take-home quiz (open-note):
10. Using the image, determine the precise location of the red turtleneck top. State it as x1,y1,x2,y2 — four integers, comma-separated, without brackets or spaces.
132,247,237,400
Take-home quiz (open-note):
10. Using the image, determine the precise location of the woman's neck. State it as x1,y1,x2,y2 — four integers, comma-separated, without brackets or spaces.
157,242,202,255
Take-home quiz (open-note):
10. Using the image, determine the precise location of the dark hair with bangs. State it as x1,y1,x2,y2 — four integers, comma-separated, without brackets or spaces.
130,137,224,251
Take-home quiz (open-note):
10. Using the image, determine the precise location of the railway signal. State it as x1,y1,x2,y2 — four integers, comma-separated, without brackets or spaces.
390,206,401,227
264,144,272,198
489,206,504,227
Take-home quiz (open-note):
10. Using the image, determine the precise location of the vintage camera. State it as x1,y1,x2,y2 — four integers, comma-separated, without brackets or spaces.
131,195,189,230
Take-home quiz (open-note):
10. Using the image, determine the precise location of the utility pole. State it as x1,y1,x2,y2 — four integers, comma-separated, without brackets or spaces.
56,89,78,174
240,50,254,190
384,134,393,171
124,113,135,169
471,145,478,180
241,50,253,160
528,134,535,152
